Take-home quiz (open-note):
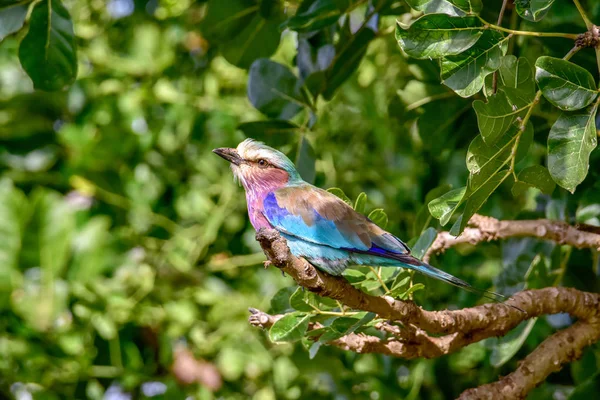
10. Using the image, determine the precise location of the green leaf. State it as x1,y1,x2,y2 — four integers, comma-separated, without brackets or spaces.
0,4,27,41
497,56,536,109
270,286,296,314
489,318,537,367
458,123,533,233
512,165,556,196
322,23,376,100
327,188,353,206
404,0,465,16
387,275,410,298
34,189,75,276
202,0,282,69
248,59,304,119
283,0,343,32
18,0,78,91
568,373,600,400
221,13,282,69
576,204,600,223
0,180,27,307
411,227,437,260
428,186,466,226
499,56,535,95
269,313,311,342
535,57,598,111
343,268,367,283
238,120,300,136
318,312,376,342
296,136,316,184
547,105,599,193
91,313,118,340
354,192,367,213
290,286,318,312
447,0,482,14
515,0,555,22
400,283,425,299
457,171,509,234
441,30,508,98
473,91,527,144
395,15,483,59
368,209,388,228
413,183,452,236
571,349,597,385
467,122,532,182
201,0,257,42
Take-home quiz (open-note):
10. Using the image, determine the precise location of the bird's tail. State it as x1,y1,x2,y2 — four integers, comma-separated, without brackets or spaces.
389,254,525,313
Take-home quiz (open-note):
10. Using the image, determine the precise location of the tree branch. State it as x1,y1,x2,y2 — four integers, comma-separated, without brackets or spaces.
424,214,600,263
252,215,600,399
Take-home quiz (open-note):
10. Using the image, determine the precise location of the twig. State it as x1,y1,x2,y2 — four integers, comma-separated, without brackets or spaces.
573,0,593,29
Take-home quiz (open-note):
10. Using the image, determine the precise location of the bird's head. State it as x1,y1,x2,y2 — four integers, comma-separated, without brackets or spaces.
213,139,301,191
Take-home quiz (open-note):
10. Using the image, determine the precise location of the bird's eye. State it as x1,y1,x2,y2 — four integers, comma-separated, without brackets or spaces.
257,159,268,168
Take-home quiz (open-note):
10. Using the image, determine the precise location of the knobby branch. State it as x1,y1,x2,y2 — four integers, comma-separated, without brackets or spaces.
249,215,600,400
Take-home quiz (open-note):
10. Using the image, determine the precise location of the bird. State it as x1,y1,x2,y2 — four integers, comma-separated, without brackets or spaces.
213,138,509,305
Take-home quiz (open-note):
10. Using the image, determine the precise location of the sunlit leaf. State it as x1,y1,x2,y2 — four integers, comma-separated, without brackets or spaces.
413,184,452,236
327,187,353,205
467,122,532,183
515,0,555,22
547,105,599,193
512,165,556,196
535,57,598,111
18,0,78,91
404,0,465,16
368,209,388,228
441,30,508,98
455,171,509,234
354,192,367,213
395,14,483,59
428,186,466,226
473,91,527,144
290,286,318,312
269,313,311,342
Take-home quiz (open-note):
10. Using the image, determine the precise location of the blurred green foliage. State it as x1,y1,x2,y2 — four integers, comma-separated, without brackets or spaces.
0,0,599,399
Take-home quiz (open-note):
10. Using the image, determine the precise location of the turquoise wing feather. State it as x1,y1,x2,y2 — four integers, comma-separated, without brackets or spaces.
262,185,410,255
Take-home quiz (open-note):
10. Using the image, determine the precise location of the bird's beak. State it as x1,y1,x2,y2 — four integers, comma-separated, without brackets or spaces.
212,147,242,165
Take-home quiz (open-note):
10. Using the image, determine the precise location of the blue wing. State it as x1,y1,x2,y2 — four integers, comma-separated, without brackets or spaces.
262,185,410,255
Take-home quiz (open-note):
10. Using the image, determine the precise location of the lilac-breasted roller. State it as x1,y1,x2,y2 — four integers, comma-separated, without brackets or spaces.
214,139,506,303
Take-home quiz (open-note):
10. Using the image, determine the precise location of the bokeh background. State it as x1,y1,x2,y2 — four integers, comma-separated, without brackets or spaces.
1,0,600,399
